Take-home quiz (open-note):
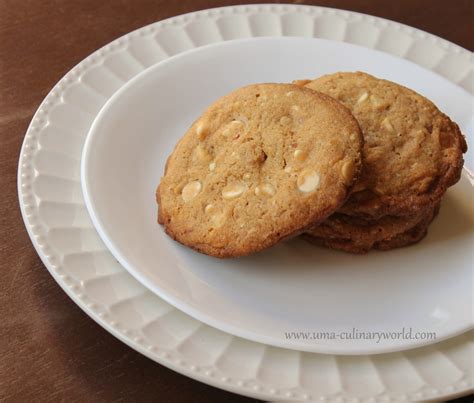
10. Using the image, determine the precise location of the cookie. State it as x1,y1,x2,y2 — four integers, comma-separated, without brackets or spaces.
305,208,431,247
375,219,430,251
304,203,439,253
371,204,438,251
297,72,467,218
157,83,363,257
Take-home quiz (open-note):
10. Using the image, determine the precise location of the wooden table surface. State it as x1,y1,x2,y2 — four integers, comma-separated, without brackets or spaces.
1,0,472,401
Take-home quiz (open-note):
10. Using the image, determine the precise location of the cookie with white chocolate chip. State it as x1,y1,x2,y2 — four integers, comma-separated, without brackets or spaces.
157,83,363,257
297,72,467,218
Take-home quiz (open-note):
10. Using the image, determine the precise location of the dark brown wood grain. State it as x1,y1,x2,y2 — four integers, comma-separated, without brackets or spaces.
0,0,472,401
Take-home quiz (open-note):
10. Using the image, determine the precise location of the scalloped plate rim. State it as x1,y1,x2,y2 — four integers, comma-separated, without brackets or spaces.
81,35,473,356
17,4,474,401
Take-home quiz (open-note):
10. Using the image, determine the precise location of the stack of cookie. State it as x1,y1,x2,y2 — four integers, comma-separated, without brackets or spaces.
299,72,466,253
157,73,466,257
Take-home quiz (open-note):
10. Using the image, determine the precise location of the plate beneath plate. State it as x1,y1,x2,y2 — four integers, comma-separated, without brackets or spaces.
82,37,473,355
19,4,474,400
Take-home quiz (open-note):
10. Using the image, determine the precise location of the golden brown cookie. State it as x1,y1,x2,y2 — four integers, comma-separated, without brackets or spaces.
297,72,467,218
304,203,440,253
305,209,430,247
157,83,363,257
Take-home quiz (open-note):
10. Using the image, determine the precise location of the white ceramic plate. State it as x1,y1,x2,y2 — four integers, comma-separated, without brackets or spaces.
82,36,473,355
18,4,474,401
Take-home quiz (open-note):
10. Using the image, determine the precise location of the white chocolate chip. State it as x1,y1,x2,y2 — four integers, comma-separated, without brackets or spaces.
223,120,245,137
356,92,369,104
291,105,301,112
229,120,244,129
259,183,276,196
370,94,385,109
280,116,291,125
196,122,208,140
232,120,245,127
222,183,246,199
235,115,248,126
293,149,307,161
182,180,202,202
204,204,214,214
286,91,295,97
205,204,225,227
196,145,211,161
370,94,380,103
297,171,320,193
382,117,395,132
210,212,225,228
284,166,292,173
209,161,216,171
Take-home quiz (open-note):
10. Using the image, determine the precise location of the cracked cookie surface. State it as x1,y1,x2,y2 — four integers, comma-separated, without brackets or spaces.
157,83,363,257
